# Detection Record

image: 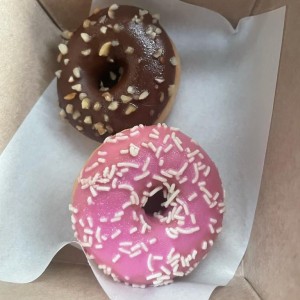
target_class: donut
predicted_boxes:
[70,124,224,287]
[56,5,180,142]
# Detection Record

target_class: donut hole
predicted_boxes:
[143,189,167,216]
[98,60,125,90]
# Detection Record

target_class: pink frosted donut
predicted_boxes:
[70,124,224,287]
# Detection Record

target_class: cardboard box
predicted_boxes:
[0,0,299,299]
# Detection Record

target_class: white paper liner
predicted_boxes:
[0,1,285,299]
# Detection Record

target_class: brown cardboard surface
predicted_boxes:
[0,0,299,299]
[0,0,61,153]
[243,1,300,299]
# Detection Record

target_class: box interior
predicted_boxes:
[1,0,299,299]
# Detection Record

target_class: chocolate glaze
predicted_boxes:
[57,5,178,142]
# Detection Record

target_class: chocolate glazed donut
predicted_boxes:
[56,5,180,142]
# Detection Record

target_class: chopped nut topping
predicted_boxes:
[58,43,68,55]
[55,70,62,78]
[72,110,81,120]
[104,114,109,122]
[93,7,101,14]
[61,30,73,39]
[108,4,119,19]
[81,49,91,56]
[155,77,165,83]
[111,40,119,47]
[125,46,134,54]
[113,24,123,32]
[79,93,87,100]
[170,56,177,66]
[120,95,132,103]
[68,76,74,83]
[99,15,106,23]
[130,143,140,156]
[106,125,114,133]
[94,122,107,135]
[146,26,153,35]
[72,84,82,92]
[153,49,163,58]
[73,67,81,78]
[93,102,102,111]
[59,109,66,118]
[81,98,91,109]
[64,59,69,65]
[124,103,137,115]
[138,58,142,64]
[160,92,164,102]
[168,84,176,97]
[57,53,62,63]
[108,101,119,111]
[99,42,111,56]
[139,90,149,100]
[132,15,142,24]
[81,33,92,42]
[84,116,92,124]
[102,92,113,101]
[110,71,117,81]
[90,21,96,26]
[139,9,148,16]
[150,32,157,39]
[66,104,74,114]
[64,93,77,100]
[107,57,114,63]
[100,26,107,34]
[76,125,83,131]
[83,19,91,28]
[152,13,160,23]
[155,27,162,34]
[127,86,135,94]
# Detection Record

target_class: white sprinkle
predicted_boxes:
[102,235,108,241]
[142,157,151,172]
[204,166,211,177]
[163,189,180,207]
[112,178,118,189]
[87,217,93,227]
[153,174,167,183]
[203,194,212,205]
[210,218,217,224]
[153,256,163,260]
[172,134,183,152]
[95,227,101,243]
[218,202,225,207]
[132,211,139,221]
[122,201,132,209]
[79,219,85,227]
[160,266,171,275]
[213,192,220,201]
[98,151,107,156]
[71,215,76,224]
[187,149,200,158]
[178,162,189,176]
[131,244,141,252]
[148,142,157,152]
[190,214,196,225]
[181,256,186,267]
[147,254,154,272]
[209,224,215,234]
[121,168,129,173]
[95,185,111,192]
[115,211,124,218]
[192,163,199,184]
[179,176,188,184]
[149,133,159,139]
[169,253,180,264]
[98,158,106,163]
[118,184,134,191]
[163,134,170,144]
[216,227,222,233]
[167,248,175,260]
[117,162,139,168]
[141,243,149,252]
[209,240,214,246]
[100,217,108,223]
[149,186,163,197]
[130,130,139,137]
[176,226,200,234]
[130,250,142,257]
[110,217,121,223]
[69,204,78,214]
[166,228,178,239]
[119,248,131,255]
[112,254,121,263]
[188,192,198,202]
[200,186,213,198]
[111,229,122,239]
[141,142,148,148]
[84,228,93,235]
[130,227,138,234]
[149,238,157,245]
[134,171,150,181]
[173,271,184,277]
[158,159,164,167]
[146,272,162,281]
[161,170,172,178]
[164,144,173,153]
[108,165,117,179]
[120,241,132,246]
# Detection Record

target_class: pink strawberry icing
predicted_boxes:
[70,124,224,287]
